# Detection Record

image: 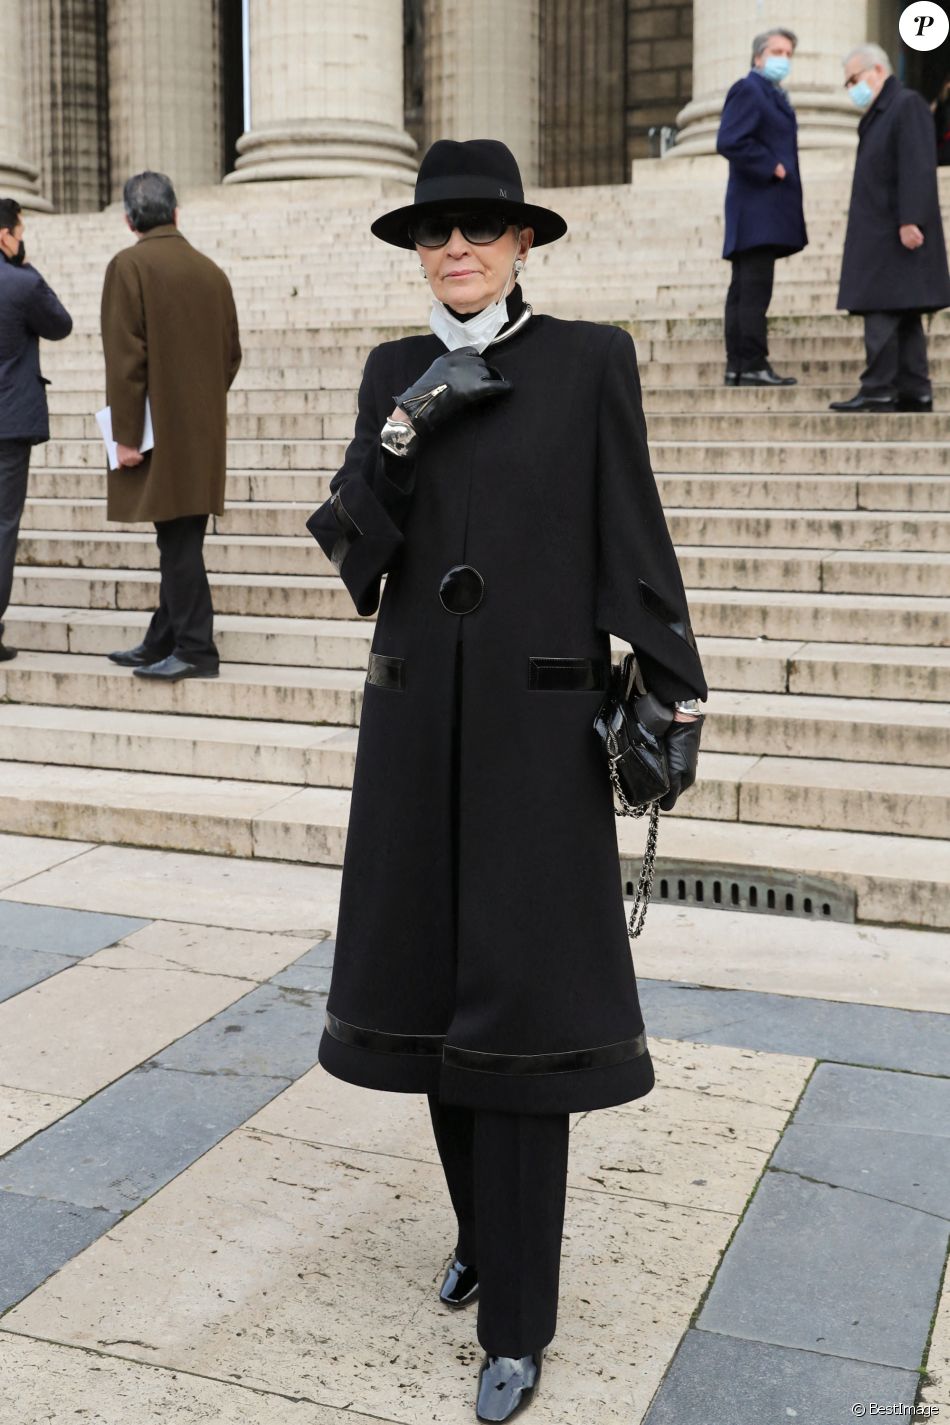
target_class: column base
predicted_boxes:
[0,154,53,211]
[668,92,858,159]
[224,120,417,185]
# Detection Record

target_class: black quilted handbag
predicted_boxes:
[592,653,673,937]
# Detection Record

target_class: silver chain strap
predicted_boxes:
[608,755,661,939]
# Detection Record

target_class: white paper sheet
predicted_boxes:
[95,398,154,470]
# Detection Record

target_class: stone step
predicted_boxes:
[0,703,945,836]
[0,758,943,925]
[652,443,950,478]
[28,468,950,516]
[18,501,950,552]
[4,605,950,700]
[681,548,950,596]
[10,566,356,619]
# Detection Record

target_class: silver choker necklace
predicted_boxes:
[487,303,533,347]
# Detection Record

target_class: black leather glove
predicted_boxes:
[394,347,511,437]
[659,715,704,812]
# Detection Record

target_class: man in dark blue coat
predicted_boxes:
[716,27,808,386]
[0,198,72,661]
[832,45,950,413]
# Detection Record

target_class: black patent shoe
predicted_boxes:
[475,1351,543,1422]
[133,654,219,681]
[439,1256,479,1307]
[738,365,797,386]
[829,391,897,412]
[724,369,738,386]
[0,641,17,662]
[108,642,167,668]
[895,393,933,413]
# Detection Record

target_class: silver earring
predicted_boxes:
[514,259,524,275]
[419,263,427,277]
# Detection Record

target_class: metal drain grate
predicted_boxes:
[618,858,856,923]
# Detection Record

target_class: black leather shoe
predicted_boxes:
[439,1256,479,1307]
[108,642,167,668]
[724,369,738,386]
[133,654,219,681]
[738,365,797,386]
[475,1351,543,1422]
[0,642,17,662]
[829,392,897,412]
[895,394,933,413]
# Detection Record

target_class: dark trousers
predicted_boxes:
[724,245,778,372]
[142,514,219,669]
[860,311,931,399]
[427,1094,570,1357]
[0,438,31,636]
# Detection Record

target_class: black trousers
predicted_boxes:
[427,1094,570,1357]
[724,244,778,372]
[860,311,931,399]
[142,514,219,669]
[0,438,32,636]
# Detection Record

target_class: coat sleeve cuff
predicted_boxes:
[306,473,404,617]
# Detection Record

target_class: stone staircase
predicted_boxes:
[2,155,948,928]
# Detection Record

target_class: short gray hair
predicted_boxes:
[751,28,798,63]
[123,171,177,233]
[842,42,892,75]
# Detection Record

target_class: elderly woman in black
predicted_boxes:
[307,139,706,1422]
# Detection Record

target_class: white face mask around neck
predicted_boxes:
[428,256,519,353]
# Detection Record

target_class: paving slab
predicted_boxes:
[0,1123,730,1424]
[1,844,342,934]
[0,832,95,891]
[641,1329,921,1425]
[0,955,260,1100]
[96,919,321,983]
[0,898,148,955]
[629,904,950,1014]
[0,1190,120,1313]
[920,1256,950,1415]
[0,1335,349,1425]
[0,1066,291,1215]
[697,1170,948,1368]
[250,1037,812,1219]
[0,945,77,1003]
[640,979,950,1076]
[0,1084,79,1156]
[149,981,325,1081]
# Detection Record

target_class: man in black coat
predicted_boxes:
[716,26,807,387]
[833,45,950,413]
[0,198,73,660]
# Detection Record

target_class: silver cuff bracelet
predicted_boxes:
[380,418,418,458]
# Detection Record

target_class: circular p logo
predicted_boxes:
[899,1,949,49]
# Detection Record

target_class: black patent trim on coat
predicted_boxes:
[366,652,406,690]
[328,489,363,572]
[442,1032,649,1075]
[324,1011,648,1075]
[325,1011,443,1056]
[527,656,608,691]
[638,578,699,653]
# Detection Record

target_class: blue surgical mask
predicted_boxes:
[849,79,873,109]
[762,56,790,83]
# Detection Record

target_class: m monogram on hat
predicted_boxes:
[371,138,568,249]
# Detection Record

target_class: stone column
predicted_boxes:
[225,1,416,184]
[0,0,52,209]
[424,0,541,185]
[108,0,222,199]
[670,0,869,158]
[23,0,109,214]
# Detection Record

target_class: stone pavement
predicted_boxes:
[0,830,947,1425]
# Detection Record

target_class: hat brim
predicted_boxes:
[370,194,568,249]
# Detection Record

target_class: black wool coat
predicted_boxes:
[837,76,950,314]
[306,289,707,1115]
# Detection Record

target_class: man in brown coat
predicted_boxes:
[102,171,241,681]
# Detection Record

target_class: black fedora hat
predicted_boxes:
[371,138,567,249]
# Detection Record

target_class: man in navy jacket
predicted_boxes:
[0,198,72,660]
[716,27,808,386]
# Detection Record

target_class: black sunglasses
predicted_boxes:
[409,211,513,248]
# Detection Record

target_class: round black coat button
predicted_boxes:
[439,564,484,615]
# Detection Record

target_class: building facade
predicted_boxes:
[1,0,942,213]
